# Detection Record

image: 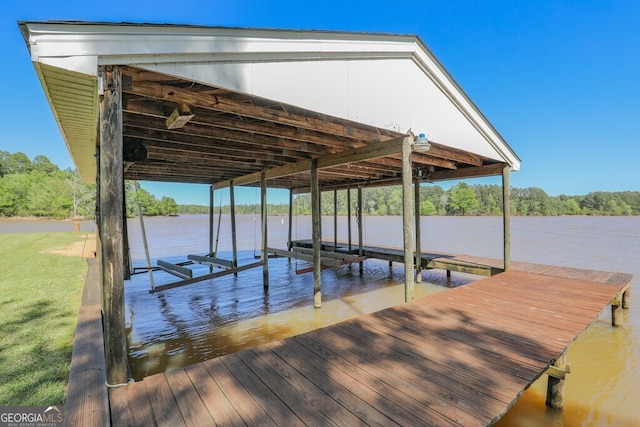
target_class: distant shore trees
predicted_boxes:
[1,151,637,219]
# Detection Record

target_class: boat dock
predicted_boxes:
[100,260,630,426]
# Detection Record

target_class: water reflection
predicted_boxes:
[124,215,640,425]
[125,251,452,380]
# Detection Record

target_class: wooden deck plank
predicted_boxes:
[372,306,548,377]
[183,363,245,426]
[165,368,216,426]
[110,256,632,427]
[264,340,399,427]
[446,286,606,331]
[203,354,277,426]
[293,334,460,427]
[236,347,362,426]
[143,374,187,427]
[64,304,109,427]
[109,381,155,427]
[304,324,485,426]
[332,321,506,424]
[358,312,539,399]
[220,349,311,427]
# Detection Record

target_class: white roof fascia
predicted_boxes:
[409,41,520,170]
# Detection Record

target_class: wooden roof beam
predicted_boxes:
[124,97,366,151]
[212,135,410,190]
[123,115,330,155]
[124,76,398,144]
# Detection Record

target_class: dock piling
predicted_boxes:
[546,351,569,409]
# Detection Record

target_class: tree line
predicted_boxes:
[0,152,179,219]
[1,151,638,219]
[289,183,639,216]
[202,183,639,217]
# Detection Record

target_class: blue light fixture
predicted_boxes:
[412,133,431,152]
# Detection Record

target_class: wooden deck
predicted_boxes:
[290,240,507,276]
[109,264,631,426]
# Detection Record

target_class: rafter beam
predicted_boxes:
[212,135,409,190]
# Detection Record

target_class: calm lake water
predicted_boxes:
[4,215,637,425]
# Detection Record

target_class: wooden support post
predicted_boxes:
[612,285,630,325]
[347,187,352,254]
[98,65,127,385]
[122,179,131,280]
[357,187,364,275]
[209,186,215,272]
[502,164,511,271]
[546,351,569,409]
[612,303,622,327]
[209,186,214,256]
[402,136,415,303]
[414,178,422,283]
[311,159,322,308]
[446,269,452,286]
[288,189,293,252]
[261,172,269,290]
[623,287,630,309]
[333,189,338,252]
[229,180,238,275]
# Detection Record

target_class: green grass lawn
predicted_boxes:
[0,232,89,405]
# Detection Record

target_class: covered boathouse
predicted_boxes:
[20,21,630,426]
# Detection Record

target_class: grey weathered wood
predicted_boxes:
[414,178,422,283]
[261,171,269,289]
[64,305,109,427]
[229,179,238,274]
[288,189,293,251]
[503,164,511,271]
[357,187,364,274]
[402,136,415,302]
[546,351,568,408]
[311,159,321,308]
[98,65,127,385]
[333,189,338,252]
[209,186,214,256]
[212,136,405,189]
[347,187,352,253]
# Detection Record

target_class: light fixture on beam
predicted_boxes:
[412,133,431,152]
[166,103,194,129]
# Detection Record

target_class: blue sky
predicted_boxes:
[2,0,638,205]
